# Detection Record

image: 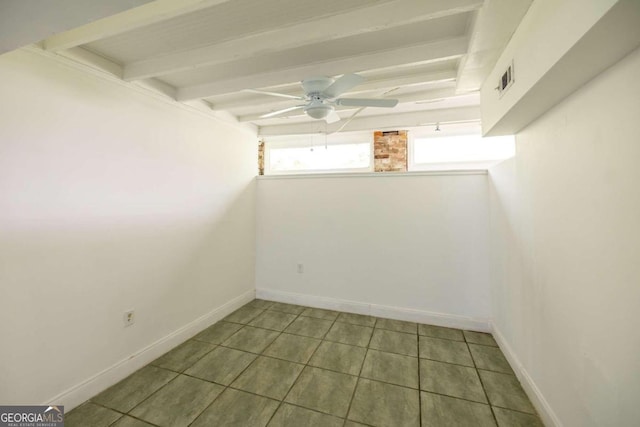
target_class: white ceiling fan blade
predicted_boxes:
[260,105,304,119]
[325,110,340,124]
[244,89,304,100]
[329,107,366,135]
[323,73,366,98]
[336,98,399,108]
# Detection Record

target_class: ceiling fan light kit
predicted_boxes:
[304,102,332,120]
[256,73,399,123]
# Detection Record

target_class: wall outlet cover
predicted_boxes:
[123,310,135,327]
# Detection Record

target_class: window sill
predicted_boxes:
[257,170,488,180]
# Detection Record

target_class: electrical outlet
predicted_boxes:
[297,263,304,274]
[123,310,135,327]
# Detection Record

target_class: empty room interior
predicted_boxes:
[1,0,639,426]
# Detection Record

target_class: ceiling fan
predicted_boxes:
[247,73,399,123]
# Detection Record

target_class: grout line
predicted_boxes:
[187,305,280,426]
[486,404,539,416]
[179,366,502,416]
[150,340,219,374]
[465,341,500,348]
[225,386,281,403]
[465,337,499,425]
[342,316,377,426]
[417,355,480,370]
[476,367,519,377]
[115,412,164,427]
[85,401,162,427]
[260,307,308,426]
[264,302,343,426]
[179,372,232,388]
[224,386,345,420]
[418,333,422,427]
[121,372,183,421]
[186,388,224,427]
[420,335,467,342]
[416,323,422,427]
[180,350,482,401]
[419,389,495,407]
[188,327,287,424]
[83,301,530,426]
[85,306,302,423]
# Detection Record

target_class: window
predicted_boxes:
[262,130,515,175]
[264,135,372,175]
[410,134,515,171]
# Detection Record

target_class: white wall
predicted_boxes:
[0,49,257,407]
[480,0,618,133]
[488,47,640,426]
[256,173,491,329]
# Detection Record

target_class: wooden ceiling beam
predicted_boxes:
[177,37,469,100]
[237,87,468,122]
[257,106,481,136]
[43,0,234,52]
[123,0,482,81]
[211,70,457,111]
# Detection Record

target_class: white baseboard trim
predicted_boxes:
[492,326,563,427]
[46,289,255,411]
[255,288,491,332]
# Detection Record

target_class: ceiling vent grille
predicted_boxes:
[496,62,515,97]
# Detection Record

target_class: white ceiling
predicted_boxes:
[0,0,153,54]
[36,0,532,136]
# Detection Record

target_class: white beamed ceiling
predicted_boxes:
[39,0,532,136]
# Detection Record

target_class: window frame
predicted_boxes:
[263,134,374,176]
[408,131,515,172]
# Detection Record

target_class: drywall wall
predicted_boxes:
[480,0,640,135]
[481,0,616,132]
[0,49,257,408]
[256,172,491,328]
[488,47,640,426]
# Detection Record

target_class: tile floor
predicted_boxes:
[67,299,543,427]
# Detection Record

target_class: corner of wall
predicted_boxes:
[491,324,563,427]
[47,290,254,410]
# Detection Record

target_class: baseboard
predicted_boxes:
[491,326,563,427]
[255,288,491,332]
[46,289,255,411]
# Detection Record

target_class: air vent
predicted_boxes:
[496,62,515,97]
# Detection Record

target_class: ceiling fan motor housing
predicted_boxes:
[304,101,333,119]
[257,73,398,122]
